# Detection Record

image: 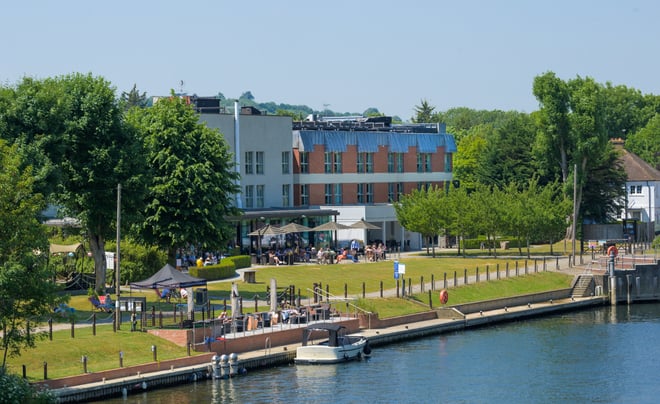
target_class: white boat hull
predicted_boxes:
[295,336,369,364]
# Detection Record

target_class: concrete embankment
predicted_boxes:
[43,295,607,403]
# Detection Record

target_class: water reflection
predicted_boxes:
[93,304,660,404]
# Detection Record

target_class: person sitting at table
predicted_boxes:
[268,250,281,266]
[316,247,325,264]
[336,248,358,263]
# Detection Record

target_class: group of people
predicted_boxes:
[364,243,386,262]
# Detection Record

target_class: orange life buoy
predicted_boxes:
[607,245,618,257]
[439,289,449,305]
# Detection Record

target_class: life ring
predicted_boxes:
[439,289,449,305]
[607,245,618,257]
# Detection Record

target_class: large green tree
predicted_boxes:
[393,186,448,257]
[0,74,146,293]
[0,140,62,369]
[626,113,660,170]
[126,92,241,262]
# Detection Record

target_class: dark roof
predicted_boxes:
[130,264,207,289]
[619,148,660,182]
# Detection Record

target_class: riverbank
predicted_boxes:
[41,294,607,403]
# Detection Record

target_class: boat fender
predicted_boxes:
[363,342,372,356]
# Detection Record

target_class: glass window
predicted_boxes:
[324,184,333,204]
[282,184,290,207]
[357,153,364,173]
[256,152,264,175]
[324,152,342,173]
[387,153,395,173]
[425,153,432,172]
[365,183,373,203]
[324,152,332,174]
[444,153,452,173]
[358,184,364,204]
[388,183,395,202]
[256,185,265,208]
[365,153,373,173]
[281,151,290,174]
[244,185,254,208]
[417,153,424,173]
[244,151,253,175]
[301,184,309,205]
[334,184,342,204]
[333,152,342,173]
[300,152,309,174]
[637,185,642,194]
[630,186,636,194]
[396,153,403,173]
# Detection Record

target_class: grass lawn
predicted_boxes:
[6,325,202,381]
[6,254,578,380]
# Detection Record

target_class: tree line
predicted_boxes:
[394,179,570,258]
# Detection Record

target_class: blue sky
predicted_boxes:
[2,0,659,121]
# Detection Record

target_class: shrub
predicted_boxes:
[189,260,236,281]
[0,369,56,403]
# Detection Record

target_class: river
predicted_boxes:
[94,303,660,403]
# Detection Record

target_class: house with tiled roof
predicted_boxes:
[613,139,660,241]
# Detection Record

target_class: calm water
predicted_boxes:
[96,304,660,404]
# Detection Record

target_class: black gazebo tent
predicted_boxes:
[130,264,207,289]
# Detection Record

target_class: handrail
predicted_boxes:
[306,286,372,316]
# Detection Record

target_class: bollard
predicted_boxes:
[476,267,479,283]
[152,345,157,362]
[212,355,221,379]
[408,278,412,295]
[159,311,163,328]
[82,355,88,373]
[444,272,447,289]
[497,263,500,280]
[431,274,435,291]
[229,353,239,377]
[119,351,124,367]
[396,279,400,298]
[486,265,490,281]
[220,354,230,379]
[48,318,53,341]
[428,290,432,309]
[464,268,467,285]
[71,318,75,338]
[93,313,96,336]
[43,361,47,380]
[187,342,191,356]
[453,271,457,287]
[380,281,383,298]
[22,365,26,379]
[506,262,509,278]
[420,276,424,293]
[362,282,366,298]
[516,261,519,277]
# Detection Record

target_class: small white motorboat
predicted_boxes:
[295,323,371,364]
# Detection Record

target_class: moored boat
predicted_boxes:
[295,323,371,364]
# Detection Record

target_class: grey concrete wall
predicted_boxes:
[612,261,660,302]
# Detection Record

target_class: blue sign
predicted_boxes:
[394,260,399,279]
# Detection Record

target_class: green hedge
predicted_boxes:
[188,255,251,281]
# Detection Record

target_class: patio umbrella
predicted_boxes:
[311,221,351,250]
[247,224,284,236]
[248,224,285,259]
[311,221,351,232]
[279,222,314,233]
[349,219,381,230]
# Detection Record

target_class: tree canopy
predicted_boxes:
[126,92,241,261]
